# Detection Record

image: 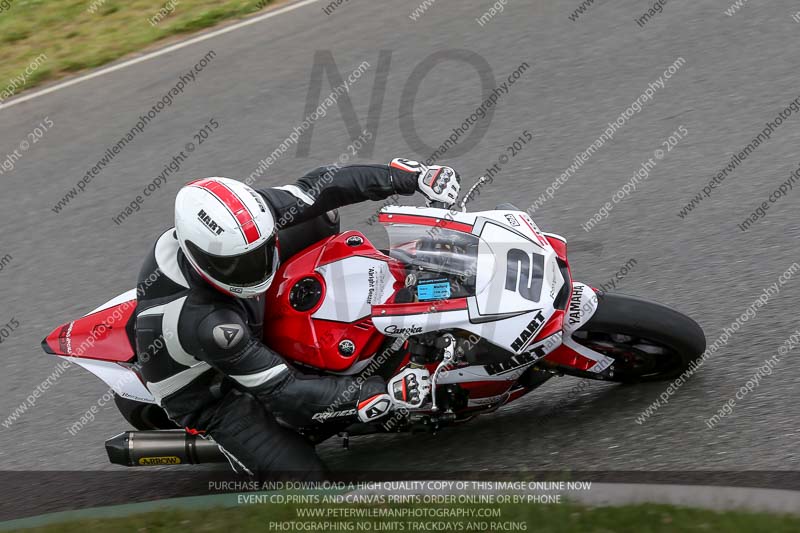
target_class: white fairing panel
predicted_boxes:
[373,206,565,356]
[85,289,138,316]
[564,282,599,333]
[561,282,615,373]
[438,332,563,384]
[474,222,543,316]
[470,220,564,353]
[68,358,156,404]
[374,308,473,338]
[313,256,395,323]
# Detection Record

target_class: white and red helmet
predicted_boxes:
[175,177,278,298]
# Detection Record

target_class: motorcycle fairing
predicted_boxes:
[40,206,622,424]
[312,255,396,323]
[543,282,615,373]
[41,289,157,404]
[372,206,566,358]
[263,231,403,372]
[70,358,156,404]
[42,291,138,362]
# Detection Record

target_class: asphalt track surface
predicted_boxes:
[1,0,800,514]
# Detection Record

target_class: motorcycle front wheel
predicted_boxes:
[572,293,706,383]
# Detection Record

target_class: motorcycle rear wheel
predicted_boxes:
[572,293,706,383]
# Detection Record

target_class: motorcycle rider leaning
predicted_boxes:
[134,158,460,479]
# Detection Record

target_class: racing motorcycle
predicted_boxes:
[42,178,706,468]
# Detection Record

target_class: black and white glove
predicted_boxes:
[355,368,432,423]
[388,367,432,409]
[390,158,461,206]
[356,376,393,423]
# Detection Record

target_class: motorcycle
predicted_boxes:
[42,178,706,468]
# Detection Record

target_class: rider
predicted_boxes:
[135,158,460,479]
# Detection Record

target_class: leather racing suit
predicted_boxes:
[135,164,421,479]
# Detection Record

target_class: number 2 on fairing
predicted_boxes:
[505,248,544,302]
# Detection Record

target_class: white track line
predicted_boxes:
[354,481,800,515]
[0,0,321,113]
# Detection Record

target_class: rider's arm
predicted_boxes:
[191,306,385,426]
[257,164,419,229]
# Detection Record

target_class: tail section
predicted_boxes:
[42,290,137,363]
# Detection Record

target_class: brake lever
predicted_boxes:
[430,333,456,412]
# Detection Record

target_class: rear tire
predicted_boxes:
[114,394,178,430]
[572,293,705,383]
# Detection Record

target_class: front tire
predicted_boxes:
[572,293,706,383]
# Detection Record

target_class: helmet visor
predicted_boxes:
[186,236,277,288]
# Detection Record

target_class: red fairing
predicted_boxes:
[545,234,568,261]
[518,214,549,248]
[505,387,535,404]
[263,231,403,372]
[377,213,473,234]
[535,310,564,342]
[372,298,469,317]
[543,345,598,372]
[42,301,137,362]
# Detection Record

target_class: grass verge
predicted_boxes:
[7,501,800,533]
[0,0,276,101]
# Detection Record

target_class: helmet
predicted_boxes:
[175,177,279,298]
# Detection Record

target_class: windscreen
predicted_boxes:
[385,224,496,301]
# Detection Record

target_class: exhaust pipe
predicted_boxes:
[105,430,227,467]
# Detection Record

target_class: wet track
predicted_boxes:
[1,0,800,514]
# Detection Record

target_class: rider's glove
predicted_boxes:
[355,369,432,423]
[356,376,393,423]
[390,158,461,206]
[387,367,432,409]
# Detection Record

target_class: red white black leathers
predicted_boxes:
[135,163,439,478]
